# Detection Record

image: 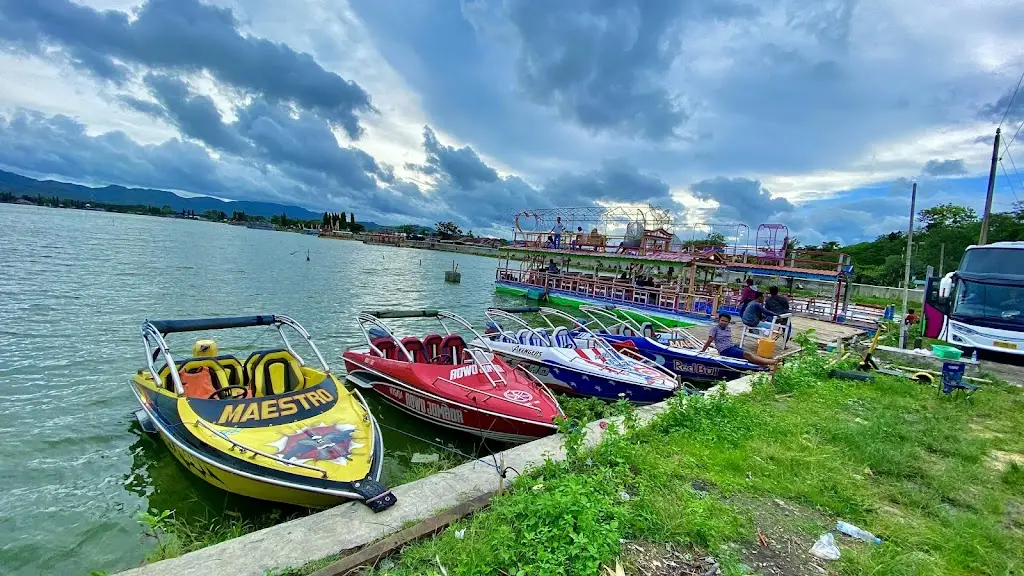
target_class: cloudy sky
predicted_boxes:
[1,0,1022,244]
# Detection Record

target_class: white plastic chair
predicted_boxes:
[739,313,792,348]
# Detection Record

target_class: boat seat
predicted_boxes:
[244,348,292,389]
[526,329,550,347]
[438,334,467,365]
[422,334,443,361]
[499,330,518,344]
[620,325,637,337]
[178,358,231,398]
[212,355,246,387]
[370,337,398,359]
[252,350,305,397]
[639,322,656,339]
[157,360,186,390]
[401,336,428,363]
[551,326,575,349]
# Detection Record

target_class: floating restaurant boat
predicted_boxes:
[577,305,766,383]
[343,310,562,444]
[493,206,884,329]
[474,307,680,404]
[131,315,394,511]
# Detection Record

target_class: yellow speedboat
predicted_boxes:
[131,315,395,511]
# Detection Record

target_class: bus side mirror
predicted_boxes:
[938,274,954,297]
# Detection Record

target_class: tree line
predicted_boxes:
[321,211,364,232]
[0,192,327,229]
[843,202,1024,286]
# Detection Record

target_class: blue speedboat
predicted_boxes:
[468,307,680,405]
[577,305,766,384]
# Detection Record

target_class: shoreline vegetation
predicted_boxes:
[281,337,1023,576]
[0,192,366,234]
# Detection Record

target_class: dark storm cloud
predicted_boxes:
[122,78,385,193]
[417,126,499,190]
[0,110,275,201]
[979,88,1024,126]
[406,127,684,228]
[689,177,793,225]
[921,158,968,177]
[0,0,374,139]
[507,0,691,141]
[129,74,251,155]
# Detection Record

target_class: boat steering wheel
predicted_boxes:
[208,385,249,400]
[430,353,453,365]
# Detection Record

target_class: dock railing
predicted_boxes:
[495,267,718,319]
[508,231,848,273]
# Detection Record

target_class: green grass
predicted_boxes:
[361,342,1024,576]
[141,508,308,563]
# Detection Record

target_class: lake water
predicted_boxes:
[0,204,517,575]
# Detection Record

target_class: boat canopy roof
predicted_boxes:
[146,315,280,334]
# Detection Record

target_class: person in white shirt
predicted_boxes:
[551,216,566,249]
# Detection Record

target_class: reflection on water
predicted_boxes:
[0,204,521,575]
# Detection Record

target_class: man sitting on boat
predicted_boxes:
[700,312,778,367]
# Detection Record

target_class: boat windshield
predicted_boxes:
[951,279,1024,329]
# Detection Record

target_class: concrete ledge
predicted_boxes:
[117,376,758,576]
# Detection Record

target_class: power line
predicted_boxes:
[1004,117,1024,152]
[997,69,1024,130]
[998,158,1022,204]
[1004,149,1024,203]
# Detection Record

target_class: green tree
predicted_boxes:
[349,212,355,224]
[705,232,726,247]
[435,221,462,239]
[917,203,977,231]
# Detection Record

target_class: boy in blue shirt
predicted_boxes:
[700,312,778,367]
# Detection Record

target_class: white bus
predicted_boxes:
[924,241,1024,356]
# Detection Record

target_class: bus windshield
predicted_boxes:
[959,247,1024,275]
[951,280,1024,328]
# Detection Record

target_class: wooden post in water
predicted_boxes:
[444,260,461,283]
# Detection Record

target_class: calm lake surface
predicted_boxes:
[0,204,518,575]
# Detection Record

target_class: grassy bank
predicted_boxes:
[340,344,1024,575]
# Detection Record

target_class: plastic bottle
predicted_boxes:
[971,349,978,363]
[836,521,881,544]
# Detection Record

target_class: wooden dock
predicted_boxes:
[687,315,866,359]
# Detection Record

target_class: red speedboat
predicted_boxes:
[342,310,562,444]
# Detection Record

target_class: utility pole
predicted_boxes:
[938,243,945,276]
[980,128,1001,245]
[900,181,917,349]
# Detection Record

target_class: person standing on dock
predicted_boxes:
[739,278,756,314]
[552,216,566,249]
[701,313,778,367]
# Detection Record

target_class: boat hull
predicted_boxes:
[493,354,676,405]
[600,335,764,383]
[370,378,555,443]
[131,378,390,509]
[342,354,559,444]
[476,340,679,405]
[155,430,352,508]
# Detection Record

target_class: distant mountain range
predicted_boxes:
[0,169,381,228]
